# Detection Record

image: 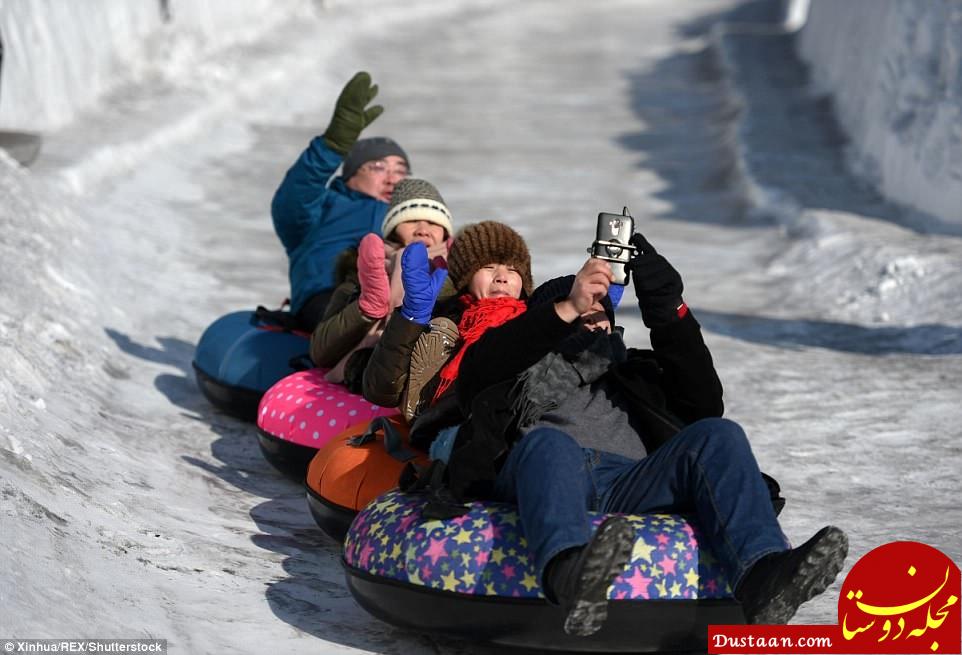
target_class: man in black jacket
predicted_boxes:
[452,236,848,637]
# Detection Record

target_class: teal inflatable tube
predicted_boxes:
[193,310,310,421]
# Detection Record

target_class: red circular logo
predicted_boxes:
[839,541,960,653]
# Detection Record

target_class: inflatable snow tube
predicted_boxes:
[305,415,430,542]
[256,369,396,479]
[343,490,744,652]
[193,310,310,421]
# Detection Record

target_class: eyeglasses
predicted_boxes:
[360,160,410,178]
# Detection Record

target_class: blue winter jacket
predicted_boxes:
[271,136,388,314]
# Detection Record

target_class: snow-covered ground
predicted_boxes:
[1,1,960,653]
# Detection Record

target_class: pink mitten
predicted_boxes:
[357,233,391,319]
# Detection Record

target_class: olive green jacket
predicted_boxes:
[309,248,377,368]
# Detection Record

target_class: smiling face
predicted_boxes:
[391,220,447,248]
[344,155,409,203]
[468,263,524,300]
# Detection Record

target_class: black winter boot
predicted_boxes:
[736,526,848,624]
[544,516,634,637]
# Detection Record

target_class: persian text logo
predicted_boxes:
[840,541,959,654]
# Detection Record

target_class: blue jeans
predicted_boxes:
[492,418,789,588]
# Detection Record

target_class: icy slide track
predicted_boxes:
[2,1,961,653]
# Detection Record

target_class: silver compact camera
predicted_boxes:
[587,207,636,285]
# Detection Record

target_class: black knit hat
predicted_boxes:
[528,275,616,325]
[448,221,533,296]
[342,137,409,181]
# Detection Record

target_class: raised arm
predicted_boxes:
[271,137,345,254]
[362,242,447,407]
[625,232,723,420]
[271,72,383,253]
[648,314,724,422]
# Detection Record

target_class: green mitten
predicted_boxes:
[323,71,385,155]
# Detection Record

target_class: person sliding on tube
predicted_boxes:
[309,178,455,390]
[272,71,410,331]
[447,236,849,636]
[363,221,534,421]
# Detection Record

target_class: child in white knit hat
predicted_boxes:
[309,178,455,389]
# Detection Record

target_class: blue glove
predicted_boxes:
[400,243,448,324]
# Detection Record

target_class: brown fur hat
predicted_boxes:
[447,221,533,296]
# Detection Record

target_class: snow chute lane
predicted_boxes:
[2,0,961,652]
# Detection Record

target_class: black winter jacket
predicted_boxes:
[447,301,724,499]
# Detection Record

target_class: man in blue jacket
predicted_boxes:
[272,71,410,330]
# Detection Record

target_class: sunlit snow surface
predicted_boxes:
[1,1,960,653]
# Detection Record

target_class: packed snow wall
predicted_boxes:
[795,0,962,229]
[0,0,312,130]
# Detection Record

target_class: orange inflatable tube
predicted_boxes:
[306,415,429,541]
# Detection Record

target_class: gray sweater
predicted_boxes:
[524,377,648,460]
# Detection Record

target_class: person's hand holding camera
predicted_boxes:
[626,233,687,328]
[556,258,613,323]
[323,71,384,155]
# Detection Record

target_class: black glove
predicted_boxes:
[322,71,384,155]
[626,233,686,328]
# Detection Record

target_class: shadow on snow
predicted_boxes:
[694,309,962,356]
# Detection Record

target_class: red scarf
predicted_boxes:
[433,294,527,402]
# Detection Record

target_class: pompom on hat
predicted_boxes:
[381,178,454,240]
[447,221,533,296]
